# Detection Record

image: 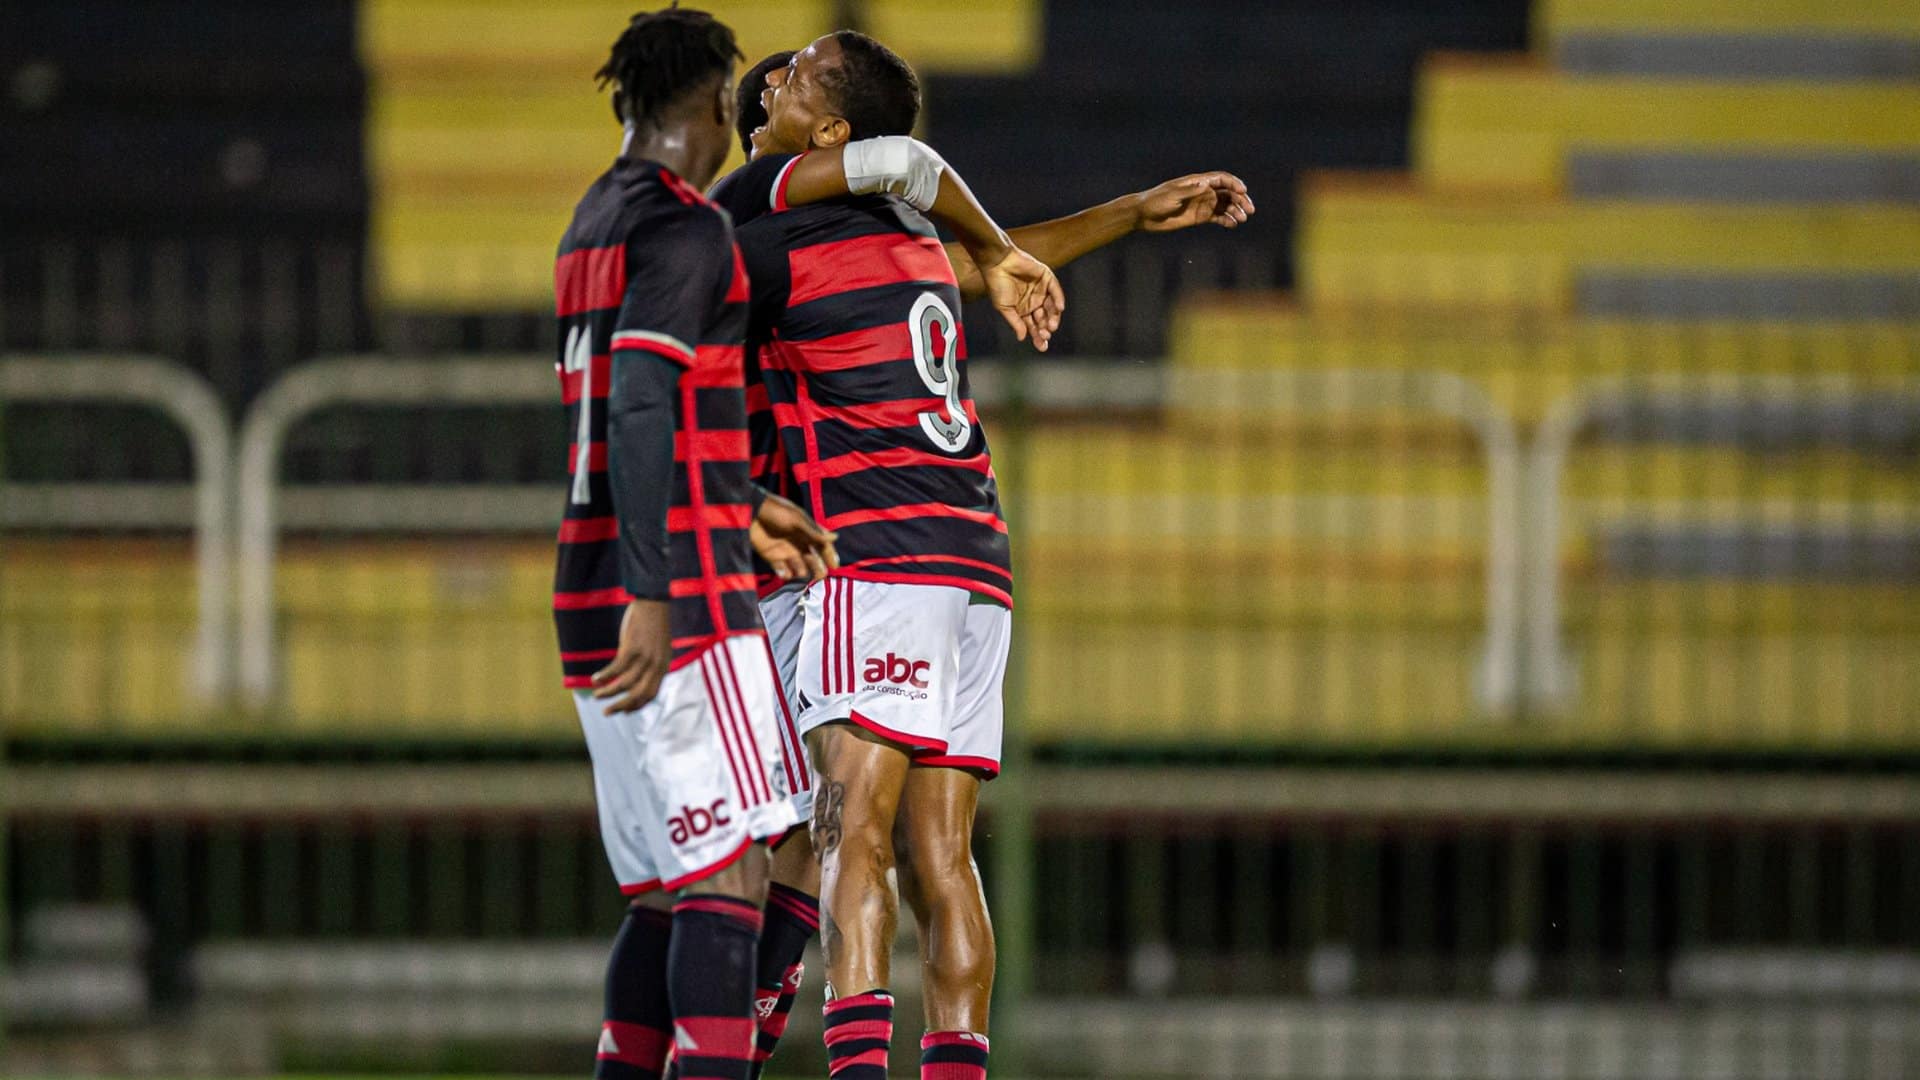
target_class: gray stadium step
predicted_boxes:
[1596,525,1920,581]
[1569,153,1920,204]
[1577,272,1920,319]
[1556,32,1920,80]
[1586,393,1920,452]
[1032,998,1919,1080]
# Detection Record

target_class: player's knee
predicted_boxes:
[837,806,895,864]
[630,891,675,914]
[770,825,821,895]
[688,842,769,903]
[904,826,975,902]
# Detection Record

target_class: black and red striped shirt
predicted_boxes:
[553,157,762,687]
[710,154,1014,606]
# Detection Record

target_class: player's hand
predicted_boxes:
[752,494,839,583]
[1135,172,1255,232]
[592,599,672,714]
[978,247,1065,352]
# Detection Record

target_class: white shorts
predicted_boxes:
[759,585,815,818]
[792,578,1010,776]
[573,633,805,894]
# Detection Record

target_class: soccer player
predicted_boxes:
[711,35,1256,1080]
[553,11,838,1080]
[702,32,1069,1080]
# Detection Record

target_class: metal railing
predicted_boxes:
[1169,366,1524,716]
[219,357,1525,716]
[9,352,1920,1078]
[232,357,557,708]
[0,356,233,702]
[8,354,1913,741]
[1525,375,1920,714]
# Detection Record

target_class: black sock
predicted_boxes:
[669,894,763,1080]
[750,883,819,1079]
[596,905,674,1080]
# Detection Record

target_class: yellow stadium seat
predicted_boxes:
[1296,176,1920,313]
[1168,299,1920,421]
[1537,0,1920,41]
[361,0,834,310]
[1413,58,1920,192]
[1,540,208,734]
[863,0,1042,74]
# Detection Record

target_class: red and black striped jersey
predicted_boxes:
[709,153,1014,606]
[552,157,762,687]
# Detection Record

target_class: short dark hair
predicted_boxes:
[816,31,920,140]
[595,7,743,130]
[736,50,795,154]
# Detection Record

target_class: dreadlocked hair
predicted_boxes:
[596,7,743,129]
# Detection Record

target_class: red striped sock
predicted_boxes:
[596,906,674,1080]
[749,882,818,1079]
[822,990,893,1080]
[749,960,803,1076]
[669,895,762,1080]
[921,1031,989,1080]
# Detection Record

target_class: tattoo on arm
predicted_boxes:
[811,780,845,858]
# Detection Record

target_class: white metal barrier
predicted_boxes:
[229,357,1528,715]
[1170,367,1525,716]
[1524,375,1920,713]
[0,356,233,702]
[234,358,556,707]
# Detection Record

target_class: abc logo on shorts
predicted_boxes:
[668,799,732,845]
[864,652,930,688]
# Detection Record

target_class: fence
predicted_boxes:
[5,346,1920,1077]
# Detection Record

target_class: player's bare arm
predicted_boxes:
[750,489,840,583]
[775,140,1066,350]
[944,171,1257,298]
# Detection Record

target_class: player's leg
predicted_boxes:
[807,722,912,1080]
[750,828,820,1079]
[793,579,968,1080]
[597,893,677,1080]
[746,589,823,1080]
[577,690,677,1080]
[644,637,801,1080]
[665,850,768,1080]
[899,598,1009,1079]
[897,769,993,1079]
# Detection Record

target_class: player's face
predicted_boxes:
[746,63,785,158]
[759,36,844,156]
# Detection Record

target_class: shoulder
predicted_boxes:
[625,198,733,260]
[708,153,804,225]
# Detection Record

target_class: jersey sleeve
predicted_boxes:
[706,152,804,228]
[605,211,733,600]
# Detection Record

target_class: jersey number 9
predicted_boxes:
[908,292,970,454]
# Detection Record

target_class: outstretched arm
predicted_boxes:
[945,172,1255,298]
[778,139,1066,349]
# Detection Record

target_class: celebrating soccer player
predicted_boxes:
[703,32,1255,1080]
[552,11,839,1080]
[706,32,1061,1080]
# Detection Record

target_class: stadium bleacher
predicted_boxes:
[9,4,1920,1076]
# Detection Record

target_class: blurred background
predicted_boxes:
[4,0,1919,1076]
